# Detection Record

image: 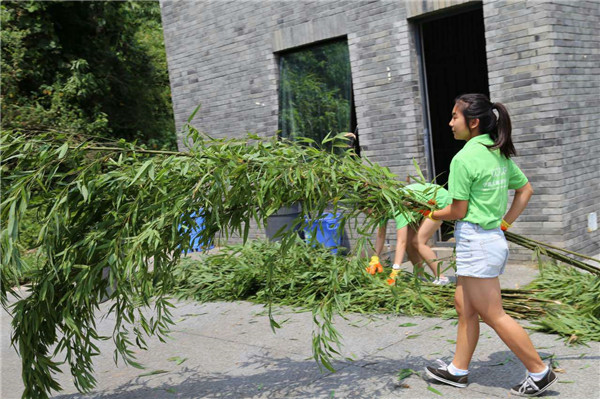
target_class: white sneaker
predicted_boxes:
[432,276,451,286]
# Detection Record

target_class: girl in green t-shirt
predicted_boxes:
[368,182,452,286]
[422,94,557,397]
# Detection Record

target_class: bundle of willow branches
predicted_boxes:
[503,230,600,275]
[0,124,437,398]
[1,123,598,398]
[173,240,599,343]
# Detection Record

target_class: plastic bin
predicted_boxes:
[181,212,214,253]
[304,212,344,254]
[266,204,302,242]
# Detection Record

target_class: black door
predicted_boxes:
[420,6,489,239]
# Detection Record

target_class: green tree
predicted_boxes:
[1,1,176,149]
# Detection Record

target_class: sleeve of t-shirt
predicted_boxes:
[448,156,471,200]
[507,159,528,189]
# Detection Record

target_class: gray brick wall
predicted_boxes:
[551,0,600,256]
[160,0,426,245]
[160,0,599,258]
[484,0,600,259]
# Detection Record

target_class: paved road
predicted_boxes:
[1,264,599,398]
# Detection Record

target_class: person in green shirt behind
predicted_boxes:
[367,181,452,286]
[422,93,557,397]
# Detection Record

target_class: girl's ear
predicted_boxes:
[469,118,480,130]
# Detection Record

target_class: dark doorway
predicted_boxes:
[419,5,489,240]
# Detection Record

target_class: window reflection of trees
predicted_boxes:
[279,40,353,152]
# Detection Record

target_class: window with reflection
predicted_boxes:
[278,39,357,154]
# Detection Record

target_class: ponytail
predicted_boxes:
[490,102,516,158]
[454,94,516,158]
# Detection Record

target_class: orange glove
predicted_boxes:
[417,209,437,220]
[387,269,400,285]
[501,219,512,231]
[417,209,432,217]
[366,256,383,275]
[416,199,437,219]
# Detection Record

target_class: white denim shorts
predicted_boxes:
[454,221,509,278]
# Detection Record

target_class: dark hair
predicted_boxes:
[454,93,516,158]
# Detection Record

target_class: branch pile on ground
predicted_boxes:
[173,240,599,345]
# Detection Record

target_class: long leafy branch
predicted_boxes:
[1,125,427,398]
[1,126,598,398]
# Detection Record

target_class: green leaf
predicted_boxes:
[398,368,416,380]
[80,185,89,202]
[138,369,169,377]
[130,159,153,186]
[57,143,69,159]
[427,386,443,395]
[148,163,155,181]
[412,158,427,183]
[167,356,188,365]
[399,322,418,327]
[187,104,201,123]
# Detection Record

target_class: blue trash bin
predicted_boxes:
[304,212,343,254]
[180,212,214,253]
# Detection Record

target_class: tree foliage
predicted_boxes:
[1,0,176,149]
[279,40,353,150]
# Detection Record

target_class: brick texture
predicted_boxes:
[484,0,600,259]
[160,0,599,258]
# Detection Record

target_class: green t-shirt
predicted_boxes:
[448,134,528,230]
[386,183,451,229]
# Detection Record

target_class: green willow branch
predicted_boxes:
[2,127,597,398]
[506,231,600,264]
[73,146,186,156]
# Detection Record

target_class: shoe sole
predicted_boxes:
[424,367,468,388]
[509,375,558,397]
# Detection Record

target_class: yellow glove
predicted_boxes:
[387,269,400,285]
[366,256,383,275]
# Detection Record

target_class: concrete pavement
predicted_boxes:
[1,264,599,399]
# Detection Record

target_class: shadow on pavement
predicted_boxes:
[50,349,580,399]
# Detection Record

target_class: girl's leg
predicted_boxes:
[406,225,424,267]
[392,226,408,265]
[413,218,445,277]
[387,226,409,285]
[461,276,546,373]
[451,276,480,370]
[374,224,386,257]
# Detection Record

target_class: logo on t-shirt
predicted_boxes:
[482,166,508,191]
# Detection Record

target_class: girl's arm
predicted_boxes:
[502,182,534,225]
[430,199,468,221]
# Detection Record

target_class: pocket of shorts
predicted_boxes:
[455,237,472,259]
[480,237,508,267]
